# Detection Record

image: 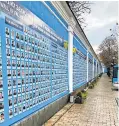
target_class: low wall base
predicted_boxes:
[14,95,69,126]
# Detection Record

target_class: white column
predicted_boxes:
[93,57,94,79]
[68,25,73,93]
[87,51,89,82]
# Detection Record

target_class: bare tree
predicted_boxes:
[98,36,118,68]
[68,1,92,28]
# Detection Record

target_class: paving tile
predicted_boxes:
[45,74,118,126]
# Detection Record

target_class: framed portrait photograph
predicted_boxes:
[7,70,11,76]
[5,27,10,37]
[12,50,15,57]
[11,40,15,48]
[11,30,15,39]
[16,32,20,40]
[12,70,16,76]
[9,109,13,116]
[20,34,24,41]
[0,113,4,121]
[6,49,10,57]
[6,38,10,47]
[24,35,27,42]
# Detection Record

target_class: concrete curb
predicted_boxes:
[43,103,74,126]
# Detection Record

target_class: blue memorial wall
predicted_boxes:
[73,36,87,90]
[94,59,97,77]
[0,1,102,126]
[73,34,87,56]
[0,1,69,125]
[88,53,93,81]
[74,34,87,50]
[97,63,99,75]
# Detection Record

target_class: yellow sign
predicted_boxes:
[73,48,77,53]
[64,41,68,49]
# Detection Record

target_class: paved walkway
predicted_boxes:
[45,74,118,126]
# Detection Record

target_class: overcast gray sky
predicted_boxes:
[83,1,118,53]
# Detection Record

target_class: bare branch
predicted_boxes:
[68,1,92,28]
